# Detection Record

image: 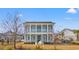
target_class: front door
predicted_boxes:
[37,35,41,43]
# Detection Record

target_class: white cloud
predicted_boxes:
[19,14,23,17]
[64,17,72,20]
[16,14,23,17]
[66,8,77,14]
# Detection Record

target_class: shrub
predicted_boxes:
[34,45,42,50]
[61,40,71,44]
[24,42,35,44]
[71,41,79,45]
[16,45,24,50]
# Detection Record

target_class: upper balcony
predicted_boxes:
[23,21,55,33]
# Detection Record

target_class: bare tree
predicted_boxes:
[53,34,57,50]
[53,31,59,50]
[1,12,23,49]
[1,39,4,45]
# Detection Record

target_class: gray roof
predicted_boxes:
[23,21,55,25]
[57,28,73,35]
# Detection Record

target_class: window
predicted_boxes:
[23,36,24,39]
[37,25,41,32]
[42,25,47,32]
[31,25,36,32]
[26,34,30,40]
[37,35,41,42]
[48,25,52,32]
[43,34,47,42]
[31,34,35,41]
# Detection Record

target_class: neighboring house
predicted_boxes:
[0,33,6,40]
[23,21,55,44]
[1,31,23,42]
[57,29,77,42]
[4,31,14,42]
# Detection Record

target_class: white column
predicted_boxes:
[47,34,48,42]
[47,25,48,42]
[35,34,37,44]
[24,26,27,42]
[36,24,37,32]
[41,24,42,32]
[30,24,31,32]
[24,25,27,42]
[24,34,26,42]
[47,24,48,32]
[36,24,37,44]
[41,24,43,42]
[52,24,54,42]
[30,24,31,42]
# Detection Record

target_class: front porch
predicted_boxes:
[24,34,53,44]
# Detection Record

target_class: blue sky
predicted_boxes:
[0,8,79,32]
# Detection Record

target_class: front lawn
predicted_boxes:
[16,42,79,50]
[0,42,79,50]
